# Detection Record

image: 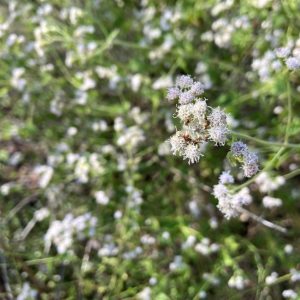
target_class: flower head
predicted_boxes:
[231,141,248,157]
[176,75,193,89]
[183,144,203,164]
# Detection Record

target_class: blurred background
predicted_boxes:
[0,0,300,299]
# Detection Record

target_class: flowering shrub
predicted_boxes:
[0,0,300,299]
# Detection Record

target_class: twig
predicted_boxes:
[237,207,287,234]
[6,193,39,222]
[230,131,300,149]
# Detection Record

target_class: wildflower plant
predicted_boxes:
[1,1,300,299]
[166,75,295,233]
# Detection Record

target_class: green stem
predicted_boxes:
[230,131,300,149]
[284,168,300,180]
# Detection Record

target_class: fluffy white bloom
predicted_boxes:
[217,196,240,219]
[208,126,229,145]
[176,103,194,122]
[265,272,278,285]
[207,107,228,127]
[282,289,297,299]
[286,56,300,70]
[166,87,180,101]
[44,213,97,254]
[242,162,259,178]
[117,126,145,149]
[183,144,203,164]
[33,165,54,188]
[242,151,259,177]
[213,184,229,199]
[169,255,184,271]
[182,235,196,249]
[176,75,193,89]
[291,269,300,282]
[255,172,285,193]
[94,191,110,205]
[169,132,186,155]
[213,184,251,219]
[17,283,37,300]
[98,242,119,257]
[152,75,172,90]
[219,171,234,184]
[190,81,204,96]
[34,208,50,221]
[228,275,248,290]
[231,141,248,157]
[262,196,282,208]
[284,244,293,254]
[232,187,252,206]
[137,287,151,300]
[275,47,290,58]
[179,90,195,104]
[193,100,207,120]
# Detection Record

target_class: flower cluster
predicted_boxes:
[230,141,259,177]
[213,171,252,219]
[275,45,300,70]
[167,75,230,164]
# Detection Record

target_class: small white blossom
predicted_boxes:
[219,171,234,184]
[207,107,228,127]
[95,191,110,205]
[265,272,278,285]
[183,144,203,164]
[166,87,180,101]
[286,57,300,70]
[179,90,195,104]
[275,47,290,58]
[282,289,297,299]
[176,75,193,89]
[169,132,186,155]
[231,141,248,157]
[208,126,229,146]
[263,196,282,208]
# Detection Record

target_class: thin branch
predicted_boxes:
[237,207,287,234]
[230,131,300,149]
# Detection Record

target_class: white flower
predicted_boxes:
[169,132,186,155]
[242,162,259,178]
[183,144,203,164]
[213,184,229,199]
[262,196,282,208]
[179,90,195,104]
[137,287,151,300]
[265,272,278,285]
[95,191,110,205]
[166,87,180,101]
[207,107,228,127]
[228,275,248,290]
[34,208,50,221]
[176,103,194,122]
[255,172,285,193]
[284,244,293,254]
[34,165,54,188]
[176,75,193,89]
[275,47,290,58]
[190,81,204,96]
[282,289,297,299]
[291,269,300,282]
[242,151,259,177]
[232,188,252,206]
[286,57,300,70]
[193,100,207,120]
[219,171,234,184]
[208,126,229,145]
